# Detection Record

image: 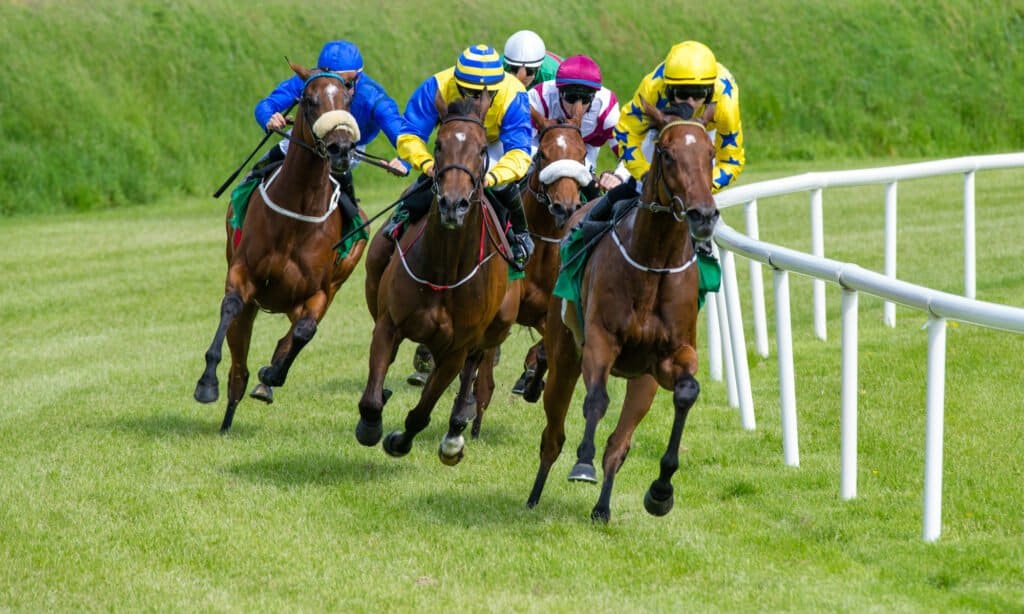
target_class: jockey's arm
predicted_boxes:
[484,92,533,187]
[614,94,654,182]
[396,78,443,175]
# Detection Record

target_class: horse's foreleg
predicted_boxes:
[643,372,699,517]
[469,348,497,439]
[221,302,258,432]
[195,291,244,405]
[527,315,581,509]
[383,348,466,458]
[356,318,401,446]
[258,293,328,389]
[440,351,485,464]
[592,375,658,522]
[522,339,547,403]
[569,336,617,485]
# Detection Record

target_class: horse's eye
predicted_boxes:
[661,150,674,164]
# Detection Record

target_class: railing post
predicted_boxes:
[721,249,756,429]
[745,200,769,357]
[715,286,739,408]
[884,182,898,327]
[840,288,859,500]
[923,316,947,542]
[963,171,976,300]
[705,293,722,382]
[773,268,799,467]
[810,189,827,340]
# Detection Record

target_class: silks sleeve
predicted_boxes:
[613,78,659,180]
[485,91,533,186]
[709,67,745,193]
[396,77,442,174]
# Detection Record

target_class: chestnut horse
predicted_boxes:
[357,94,520,464]
[526,102,719,522]
[194,63,366,432]
[470,107,590,437]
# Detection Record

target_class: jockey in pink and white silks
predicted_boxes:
[528,54,620,192]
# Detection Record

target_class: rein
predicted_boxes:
[270,71,353,160]
[526,122,590,243]
[395,211,497,291]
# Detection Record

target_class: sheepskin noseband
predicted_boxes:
[538,159,592,186]
[313,110,361,142]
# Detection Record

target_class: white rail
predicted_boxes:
[708,153,1024,541]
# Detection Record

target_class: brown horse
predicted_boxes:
[526,101,719,522]
[470,107,590,437]
[194,63,366,432]
[356,93,520,464]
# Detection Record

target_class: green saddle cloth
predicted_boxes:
[229,178,368,259]
[553,224,722,319]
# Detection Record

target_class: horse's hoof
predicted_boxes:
[522,379,545,403]
[249,383,273,404]
[382,431,412,457]
[590,506,611,524]
[382,388,393,405]
[567,462,598,483]
[511,369,534,396]
[406,371,428,387]
[258,366,283,387]
[438,439,465,466]
[526,497,539,509]
[355,418,383,446]
[194,382,219,404]
[643,486,675,517]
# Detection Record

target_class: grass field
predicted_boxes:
[2,163,1022,611]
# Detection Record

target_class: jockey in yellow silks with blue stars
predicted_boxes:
[606,40,745,198]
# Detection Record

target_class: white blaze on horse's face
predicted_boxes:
[684,134,698,146]
[555,134,568,152]
[455,132,467,143]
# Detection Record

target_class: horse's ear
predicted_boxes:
[434,89,448,121]
[291,61,312,82]
[529,106,549,131]
[641,98,665,131]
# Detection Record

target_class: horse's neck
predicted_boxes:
[267,144,331,214]
[623,177,691,266]
[416,202,488,279]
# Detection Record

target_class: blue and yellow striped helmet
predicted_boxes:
[454,45,503,90]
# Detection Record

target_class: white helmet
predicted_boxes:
[503,30,546,68]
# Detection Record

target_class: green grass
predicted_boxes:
[2,164,1023,611]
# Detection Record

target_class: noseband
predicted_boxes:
[527,122,586,211]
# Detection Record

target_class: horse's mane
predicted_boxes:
[446,97,480,117]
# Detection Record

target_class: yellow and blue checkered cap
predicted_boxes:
[454,45,503,89]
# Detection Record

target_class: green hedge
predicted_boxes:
[2,0,1021,215]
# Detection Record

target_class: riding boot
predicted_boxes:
[331,169,360,224]
[382,173,433,240]
[587,177,637,222]
[580,179,601,203]
[492,182,534,271]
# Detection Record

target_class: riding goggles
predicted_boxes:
[665,84,713,103]
[559,86,596,105]
[504,63,538,78]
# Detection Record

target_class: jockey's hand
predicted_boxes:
[598,171,622,191]
[387,158,409,176]
[484,172,496,189]
[423,161,436,178]
[265,112,287,132]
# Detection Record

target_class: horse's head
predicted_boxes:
[642,99,719,241]
[431,92,490,229]
[291,62,360,174]
[529,107,589,228]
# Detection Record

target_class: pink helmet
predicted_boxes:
[555,55,602,90]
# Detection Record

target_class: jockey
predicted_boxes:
[384,44,536,270]
[528,54,621,199]
[502,30,563,89]
[599,40,745,234]
[249,40,409,220]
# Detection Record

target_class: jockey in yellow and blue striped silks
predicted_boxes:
[613,40,745,194]
[397,44,533,188]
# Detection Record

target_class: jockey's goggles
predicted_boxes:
[666,84,712,104]
[456,84,486,100]
[559,86,596,105]
[504,63,538,78]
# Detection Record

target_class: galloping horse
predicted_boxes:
[357,94,520,464]
[194,63,366,432]
[470,107,590,437]
[526,101,719,522]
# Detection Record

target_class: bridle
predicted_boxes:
[269,71,353,160]
[431,114,488,198]
[525,121,586,212]
[638,119,707,223]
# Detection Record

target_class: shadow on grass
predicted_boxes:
[106,411,253,439]
[227,452,409,486]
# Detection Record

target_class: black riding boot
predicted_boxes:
[587,176,637,222]
[331,169,360,223]
[382,173,433,239]
[580,179,601,203]
[492,182,534,270]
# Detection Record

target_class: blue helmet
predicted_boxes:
[317,41,363,72]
